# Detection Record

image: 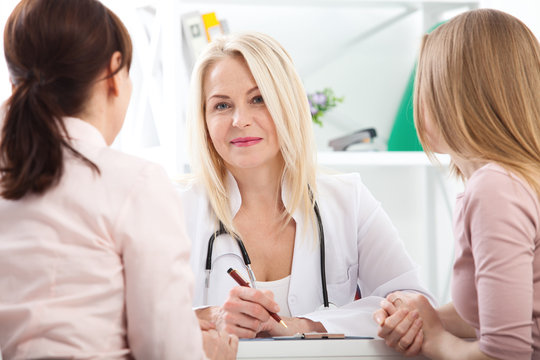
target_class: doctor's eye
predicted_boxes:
[215,102,231,111]
[251,95,264,105]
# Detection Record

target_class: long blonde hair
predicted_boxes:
[414,9,540,196]
[186,32,317,236]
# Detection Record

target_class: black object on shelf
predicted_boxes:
[328,128,377,151]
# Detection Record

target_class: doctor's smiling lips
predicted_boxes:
[230,137,263,147]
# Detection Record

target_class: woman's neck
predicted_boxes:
[451,154,488,180]
[230,161,284,212]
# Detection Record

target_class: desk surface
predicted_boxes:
[237,338,427,359]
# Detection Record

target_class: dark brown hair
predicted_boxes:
[1,0,132,200]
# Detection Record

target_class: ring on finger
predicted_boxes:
[390,296,404,307]
[398,341,409,351]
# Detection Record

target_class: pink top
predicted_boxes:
[452,163,540,360]
[0,118,204,359]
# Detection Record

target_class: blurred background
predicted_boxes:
[1,0,538,304]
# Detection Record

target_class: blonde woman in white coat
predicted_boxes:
[179,31,434,339]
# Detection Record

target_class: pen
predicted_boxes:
[227,267,288,328]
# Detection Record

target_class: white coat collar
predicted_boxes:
[225,171,242,217]
[225,171,301,221]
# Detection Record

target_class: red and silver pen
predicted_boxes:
[227,267,288,328]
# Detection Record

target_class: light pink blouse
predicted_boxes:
[452,163,540,360]
[0,118,204,359]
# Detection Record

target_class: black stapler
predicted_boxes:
[328,128,377,151]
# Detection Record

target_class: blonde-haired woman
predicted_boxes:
[374,9,540,360]
[178,31,434,338]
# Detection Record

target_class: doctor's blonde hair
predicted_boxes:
[414,9,540,197]
[186,31,318,236]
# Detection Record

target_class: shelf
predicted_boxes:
[317,151,451,167]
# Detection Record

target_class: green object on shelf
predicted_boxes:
[387,67,422,151]
[387,21,445,152]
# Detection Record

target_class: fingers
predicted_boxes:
[377,307,410,338]
[385,310,420,347]
[261,289,275,301]
[199,318,216,331]
[220,311,259,338]
[217,287,280,338]
[380,299,398,317]
[394,316,422,352]
[403,324,423,357]
[223,294,270,323]
[373,308,389,326]
[202,329,219,359]
[233,287,280,313]
[222,331,239,360]
[380,311,423,356]
[387,291,431,311]
[376,292,426,355]
[202,329,239,360]
[387,292,406,309]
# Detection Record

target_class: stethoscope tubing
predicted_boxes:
[313,200,329,308]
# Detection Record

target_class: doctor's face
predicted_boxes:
[203,55,282,173]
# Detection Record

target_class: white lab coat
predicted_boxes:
[177,171,435,336]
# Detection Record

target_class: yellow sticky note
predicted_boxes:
[202,12,222,41]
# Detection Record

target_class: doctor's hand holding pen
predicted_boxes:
[196,268,323,338]
[196,286,325,338]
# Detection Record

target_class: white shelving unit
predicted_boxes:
[318,151,459,302]
[103,0,477,176]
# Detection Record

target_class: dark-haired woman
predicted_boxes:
[0,0,237,359]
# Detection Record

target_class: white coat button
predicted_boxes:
[289,295,297,304]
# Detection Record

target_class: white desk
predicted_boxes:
[237,338,427,359]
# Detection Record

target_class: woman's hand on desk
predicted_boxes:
[377,292,495,360]
[373,292,424,356]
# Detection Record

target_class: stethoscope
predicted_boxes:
[204,199,330,308]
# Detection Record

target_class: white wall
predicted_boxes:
[2,1,539,161]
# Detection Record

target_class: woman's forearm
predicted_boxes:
[425,331,496,360]
[437,302,476,338]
